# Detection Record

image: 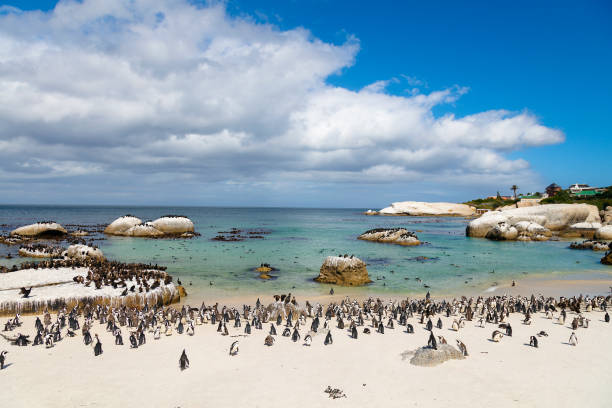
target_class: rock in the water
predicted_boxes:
[466,204,600,239]
[11,222,67,237]
[363,209,378,215]
[379,201,475,217]
[358,228,420,246]
[18,244,62,258]
[570,240,610,251]
[485,222,519,241]
[125,223,165,237]
[594,225,612,240]
[601,206,612,225]
[151,216,195,235]
[315,256,371,286]
[64,244,105,261]
[104,215,143,235]
[602,250,612,266]
[407,344,465,367]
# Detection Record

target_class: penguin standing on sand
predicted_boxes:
[229,341,239,356]
[427,331,437,350]
[83,330,92,346]
[324,331,333,345]
[270,324,277,336]
[505,324,512,337]
[605,312,610,323]
[436,318,442,330]
[406,324,414,334]
[569,332,578,346]
[0,351,7,369]
[244,322,251,335]
[426,319,433,331]
[304,334,312,346]
[179,349,189,370]
[351,325,358,339]
[529,336,538,348]
[115,330,123,345]
[129,333,138,348]
[456,340,468,356]
[291,328,300,342]
[93,335,103,356]
[491,330,504,342]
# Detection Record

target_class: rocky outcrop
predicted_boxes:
[125,223,165,237]
[379,201,475,217]
[594,225,612,240]
[10,222,67,237]
[467,204,601,240]
[600,206,612,225]
[363,210,378,215]
[406,344,465,367]
[358,228,420,246]
[569,240,610,251]
[18,244,62,258]
[104,215,143,235]
[104,215,195,237]
[314,256,371,286]
[602,250,612,266]
[151,216,195,235]
[64,244,105,261]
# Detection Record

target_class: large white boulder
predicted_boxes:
[104,215,143,236]
[64,244,105,261]
[467,204,601,238]
[358,228,420,246]
[595,225,612,240]
[125,223,165,237]
[11,222,67,237]
[150,216,195,235]
[379,201,475,217]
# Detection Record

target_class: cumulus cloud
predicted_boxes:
[0,0,564,204]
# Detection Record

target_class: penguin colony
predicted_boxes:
[0,292,610,371]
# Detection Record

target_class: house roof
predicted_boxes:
[546,183,561,189]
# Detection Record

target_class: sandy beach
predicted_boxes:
[1,292,611,408]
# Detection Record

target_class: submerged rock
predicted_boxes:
[379,201,475,217]
[18,244,63,258]
[407,344,465,367]
[358,228,420,246]
[315,256,371,286]
[467,204,600,240]
[11,222,67,237]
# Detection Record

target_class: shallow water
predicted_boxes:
[0,205,609,299]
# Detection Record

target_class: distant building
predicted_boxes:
[546,183,562,197]
[568,183,607,197]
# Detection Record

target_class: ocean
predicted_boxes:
[0,205,608,299]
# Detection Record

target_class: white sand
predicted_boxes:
[1,298,611,407]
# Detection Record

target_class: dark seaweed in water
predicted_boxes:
[407,256,440,263]
[364,257,391,266]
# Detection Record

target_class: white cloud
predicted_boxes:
[0,0,564,203]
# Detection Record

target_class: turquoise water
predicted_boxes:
[0,205,609,298]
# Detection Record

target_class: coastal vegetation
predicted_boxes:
[463,196,517,210]
[541,187,612,210]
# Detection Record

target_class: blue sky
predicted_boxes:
[0,0,610,207]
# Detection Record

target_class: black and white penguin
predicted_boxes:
[282,327,291,337]
[436,318,442,330]
[179,349,189,370]
[505,324,512,337]
[115,331,123,345]
[83,330,92,346]
[264,335,275,346]
[491,330,504,342]
[427,331,437,350]
[363,327,371,334]
[311,317,320,333]
[569,332,578,346]
[406,324,414,334]
[291,328,300,342]
[130,333,138,348]
[324,331,333,345]
[244,322,251,335]
[33,331,43,346]
[93,335,103,356]
[0,351,7,369]
[377,322,384,334]
[606,312,610,323]
[177,321,184,335]
[276,315,282,326]
[426,319,433,331]
[304,334,312,346]
[456,340,468,356]
[529,336,538,348]
[351,325,358,339]
[270,324,277,336]
[229,341,239,356]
